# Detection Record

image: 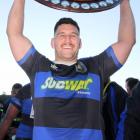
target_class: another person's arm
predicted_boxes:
[0,104,19,140]
[7,0,32,61]
[112,0,136,64]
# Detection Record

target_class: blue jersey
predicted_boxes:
[124,82,140,140]
[11,84,33,139]
[103,82,128,140]
[18,45,122,140]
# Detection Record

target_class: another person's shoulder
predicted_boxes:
[132,81,140,97]
[106,81,127,97]
[15,83,31,99]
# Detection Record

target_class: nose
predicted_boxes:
[64,35,71,43]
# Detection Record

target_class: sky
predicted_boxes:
[0,0,140,95]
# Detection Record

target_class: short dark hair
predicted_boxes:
[54,18,80,34]
[126,77,139,90]
[11,83,22,95]
[12,83,22,90]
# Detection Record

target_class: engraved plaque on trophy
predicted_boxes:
[35,0,121,13]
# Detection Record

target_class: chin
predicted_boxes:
[64,57,77,62]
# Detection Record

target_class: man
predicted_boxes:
[0,84,33,140]
[125,77,139,96]
[3,83,22,112]
[103,81,128,140]
[124,81,140,140]
[115,78,139,140]
[11,83,23,96]
[7,0,135,140]
[0,83,23,140]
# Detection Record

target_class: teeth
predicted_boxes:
[63,45,72,49]
[64,47,71,48]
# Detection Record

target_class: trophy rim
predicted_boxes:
[34,0,121,13]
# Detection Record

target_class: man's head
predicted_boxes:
[51,18,82,63]
[11,83,22,96]
[54,18,80,35]
[125,77,139,96]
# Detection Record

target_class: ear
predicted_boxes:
[51,38,55,49]
[79,38,82,49]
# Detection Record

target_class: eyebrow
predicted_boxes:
[55,32,79,36]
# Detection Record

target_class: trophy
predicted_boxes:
[35,0,121,13]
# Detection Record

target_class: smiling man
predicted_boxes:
[6,0,136,140]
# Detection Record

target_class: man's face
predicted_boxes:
[11,88,20,96]
[51,24,81,62]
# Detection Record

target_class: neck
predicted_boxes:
[54,60,77,66]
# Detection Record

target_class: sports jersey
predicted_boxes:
[11,84,33,139]
[102,82,128,140]
[18,45,122,140]
[124,82,140,140]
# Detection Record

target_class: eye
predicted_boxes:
[59,34,65,38]
[55,33,79,40]
[70,33,79,39]
[55,33,65,39]
[70,34,77,38]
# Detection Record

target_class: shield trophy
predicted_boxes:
[34,0,121,13]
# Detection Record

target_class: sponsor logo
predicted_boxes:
[41,77,93,91]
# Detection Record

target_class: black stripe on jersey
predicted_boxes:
[34,97,102,129]
[21,114,33,126]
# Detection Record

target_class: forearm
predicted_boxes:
[118,0,136,46]
[0,119,12,140]
[0,105,19,140]
[7,0,25,37]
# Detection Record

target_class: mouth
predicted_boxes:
[63,46,72,49]
[62,44,73,49]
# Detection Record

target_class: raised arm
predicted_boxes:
[112,0,136,64]
[7,0,32,61]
